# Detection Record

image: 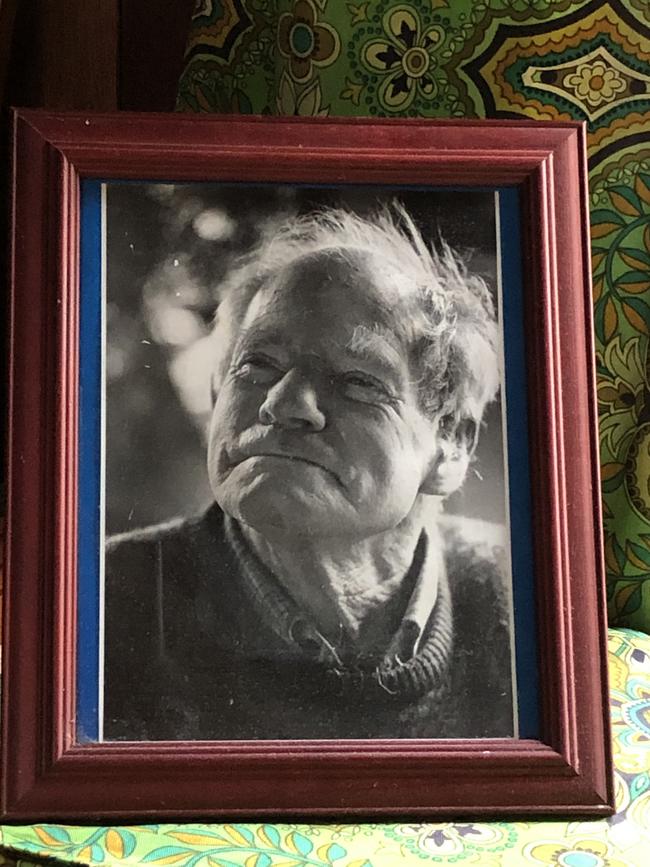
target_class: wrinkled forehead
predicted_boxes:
[214,248,427,385]
[251,248,416,335]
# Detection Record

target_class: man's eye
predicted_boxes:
[343,373,378,388]
[234,355,282,385]
[339,372,391,402]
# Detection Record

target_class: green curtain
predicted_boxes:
[177,0,650,630]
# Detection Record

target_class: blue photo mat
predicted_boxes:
[77,179,103,741]
[77,180,538,741]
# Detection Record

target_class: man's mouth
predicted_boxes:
[251,453,325,470]
[230,451,343,486]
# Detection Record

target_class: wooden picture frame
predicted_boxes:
[2,109,612,819]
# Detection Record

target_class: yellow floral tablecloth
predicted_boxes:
[1,628,649,866]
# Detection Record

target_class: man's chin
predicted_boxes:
[215,483,341,538]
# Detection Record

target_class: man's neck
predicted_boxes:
[239,497,438,644]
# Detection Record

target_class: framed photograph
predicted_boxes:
[3,110,612,819]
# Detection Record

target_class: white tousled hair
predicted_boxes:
[212,204,499,430]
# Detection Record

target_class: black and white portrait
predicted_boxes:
[101,184,516,741]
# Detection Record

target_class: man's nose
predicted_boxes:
[258,369,326,431]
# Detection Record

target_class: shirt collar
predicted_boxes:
[224,515,444,669]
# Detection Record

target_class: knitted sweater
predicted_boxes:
[104,504,514,741]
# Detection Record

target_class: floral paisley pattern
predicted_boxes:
[591,172,650,349]
[385,820,518,859]
[591,158,650,626]
[277,0,340,84]
[360,6,444,112]
[610,636,650,778]
[277,70,329,115]
[176,0,274,114]
[524,837,628,867]
[0,824,365,866]
[598,336,646,450]
[564,60,627,109]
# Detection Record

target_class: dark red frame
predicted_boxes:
[3,110,612,820]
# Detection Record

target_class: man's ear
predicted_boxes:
[420,417,478,497]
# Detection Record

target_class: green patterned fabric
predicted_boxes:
[1,628,649,866]
[177,0,650,630]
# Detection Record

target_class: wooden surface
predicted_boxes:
[119,0,194,111]
[6,0,118,110]
[3,0,193,111]
[0,0,18,104]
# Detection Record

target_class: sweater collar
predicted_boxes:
[224,514,449,678]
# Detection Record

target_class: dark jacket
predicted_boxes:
[104,504,514,741]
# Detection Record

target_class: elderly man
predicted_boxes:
[104,204,514,741]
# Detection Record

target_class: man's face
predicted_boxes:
[207,251,441,541]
